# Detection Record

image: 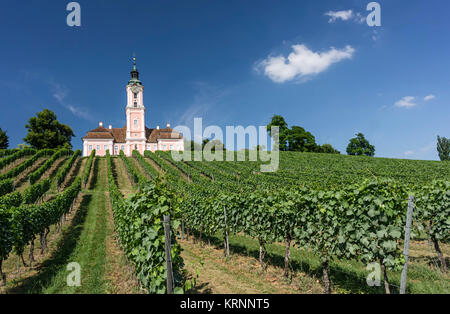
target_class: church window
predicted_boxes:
[134,102,137,107]
[134,118,138,126]
[115,146,118,151]
[104,145,108,150]
[89,145,92,150]
[134,92,137,99]
[163,144,167,150]
[170,144,173,150]
[154,144,157,150]
[121,145,125,150]
[96,145,100,150]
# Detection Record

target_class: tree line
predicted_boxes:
[0,109,74,150]
[266,114,449,160]
[0,110,448,161]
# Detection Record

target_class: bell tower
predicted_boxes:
[125,57,146,154]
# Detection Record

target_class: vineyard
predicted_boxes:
[0,148,448,294]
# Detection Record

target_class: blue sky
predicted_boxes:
[0,0,449,160]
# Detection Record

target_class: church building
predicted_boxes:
[82,58,184,157]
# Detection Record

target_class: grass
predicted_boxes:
[181,231,449,294]
[111,157,136,197]
[42,166,108,293]
[1,157,138,294]
[180,238,322,294]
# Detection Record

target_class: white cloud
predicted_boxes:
[49,80,92,121]
[50,83,68,104]
[257,44,355,83]
[325,10,353,23]
[394,96,417,108]
[424,94,435,101]
[65,104,91,120]
[175,82,229,127]
[354,12,366,24]
[404,150,414,156]
[372,30,380,42]
[325,10,366,24]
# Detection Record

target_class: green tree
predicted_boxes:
[437,136,450,161]
[202,138,210,148]
[17,143,31,150]
[23,109,74,149]
[346,133,375,157]
[203,138,225,152]
[286,126,317,152]
[267,115,289,151]
[184,140,202,151]
[316,143,340,154]
[0,128,8,149]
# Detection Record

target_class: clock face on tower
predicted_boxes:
[131,85,141,94]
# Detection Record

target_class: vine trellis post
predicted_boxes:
[400,195,414,294]
[223,205,230,258]
[163,215,174,294]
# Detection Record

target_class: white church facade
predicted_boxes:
[82,58,184,157]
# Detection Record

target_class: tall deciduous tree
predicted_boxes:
[346,133,375,157]
[287,126,317,152]
[267,115,289,151]
[266,115,339,154]
[23,109,74,149]
[0,128,8,149]
[437,136,450,161]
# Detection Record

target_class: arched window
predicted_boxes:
[134,118,138,126]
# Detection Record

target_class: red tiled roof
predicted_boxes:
[146,127,182,143]
[110,126,127,142]
[82,126,114,140]
[83,125,182,143]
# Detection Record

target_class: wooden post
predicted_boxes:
[163,215,174,294]
[400,196,414,294]
[223,206,230,258]
[181,219,185,240]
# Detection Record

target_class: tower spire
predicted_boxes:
[129,55,142,85]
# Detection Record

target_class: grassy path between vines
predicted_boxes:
[180,238,323,294]
[42,157,109,293]
[111,157,136,197]
[181,233,450,294]
[1,157,138,294]
[41,157,138,293]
